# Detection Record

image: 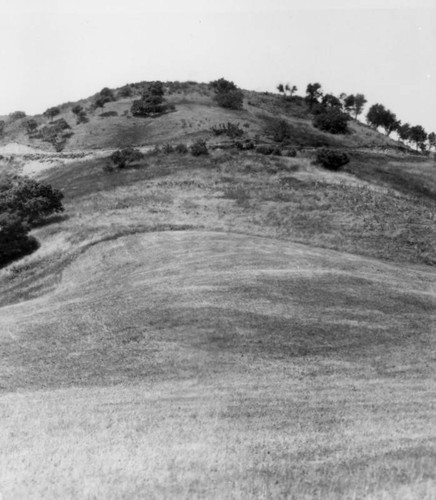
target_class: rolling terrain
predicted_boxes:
[0,82,435,499]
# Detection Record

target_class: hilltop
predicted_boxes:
[0,81,408,152]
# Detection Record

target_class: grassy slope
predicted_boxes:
[0,82,404,152]
[1,83,436,499]
[1,231,435,499]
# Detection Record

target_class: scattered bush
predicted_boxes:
[313,108,349,134]
[0,121,5,136]
[162,143,174,154]
[211,122,244,138]
[268,118,293,143]
[94,87,116,108]
[9,111,26,121]
[25,119,38,135]
[0,213,39,268]
[175,143,189,154]
[43,106,60,122]
[110,147,144,169]
[0,174,64,225]
[256,145,275,155]
[117,84,133,98]
[190,139,208,156]
[99,111,118,118]
[235,140,255,151]
[315,148,350,171]
[39,118,73,151]
[71,105,89,124]
[210,78,244,110]
[131,81,175,117]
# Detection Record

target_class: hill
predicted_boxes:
[0,80,436,499]
[0,81,407,152]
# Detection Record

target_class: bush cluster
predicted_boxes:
[94,87,116,108]
[315,148,350,170]
[313,108,349,134]
[190,139,208,156]
[211,122,244,139]
[210,78,244,110]
[131,81,175,117]
[71,105,89,124]
[110,147,144,169]
[0,174,64,267]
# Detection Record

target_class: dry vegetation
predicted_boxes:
[0,82,435,499]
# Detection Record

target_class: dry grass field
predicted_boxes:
[1,230,435,499]
[0,83,435,499]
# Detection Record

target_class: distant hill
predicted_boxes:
[0,81,408,153]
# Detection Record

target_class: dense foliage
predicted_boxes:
[313,108,350,134]
[315,148,350,170]
[190,139,208,156]
[110,147,145,169]
[0,175,64,267]
[0,213,39,267]
[0,175,64,225]
[210,78,244,110]
[131,81,175,117]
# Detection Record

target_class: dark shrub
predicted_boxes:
[211,122,244,138]
[26,119,38,135]
[118,85,133,98]
[71,105,89,124]
[9,111,26,121]
[131,81,175,117]
[214,90,244,110]
[268,118,292,143]
[162,143,174,154]
[40,119,72,151]
[256,145,275,155]
[99,111,118,118]
[190,139,208,156]
[110,147,144,169]
[0,213,39,268]
[210,78,244,110]
[94,87,116,108]
[44,107,60,122]
[0,121,5,136]
[0,174,64,225]
[315,148,350,171]
[235,140,254,151]
[313,108,349,134]
[175,143,188,154]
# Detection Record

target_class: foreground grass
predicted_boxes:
[1,231,435,498]
[1,375,435,500]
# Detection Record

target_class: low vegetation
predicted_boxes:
[315,148,350,170]
[131,81,175,117]
[210,78,244,110]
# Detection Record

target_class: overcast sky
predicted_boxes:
[0,0,434,131]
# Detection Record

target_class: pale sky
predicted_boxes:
[0,0,435,132]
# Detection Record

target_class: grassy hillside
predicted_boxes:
[1,231,435,498]
[1,81,435,499]
[0,81,406,152]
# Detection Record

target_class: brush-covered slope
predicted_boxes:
[0,81,404,152]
